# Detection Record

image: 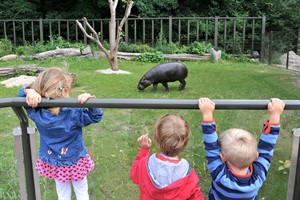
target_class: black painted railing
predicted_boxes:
[0,98,299,200]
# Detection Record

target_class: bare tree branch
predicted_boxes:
[117,0,134,45]
[76,18,111,59]
[113,0,119,11]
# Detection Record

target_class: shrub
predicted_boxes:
[15,45,36,56]
[119,42,154,53]
[0,39,13,57]
[187,41,212,55]
[137,51,164,63]
[46,35,84,50]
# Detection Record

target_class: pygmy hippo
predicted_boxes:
[137,62,188,92]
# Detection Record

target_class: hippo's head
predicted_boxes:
[137,77,152,90]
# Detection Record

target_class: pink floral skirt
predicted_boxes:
[35,154,94,182]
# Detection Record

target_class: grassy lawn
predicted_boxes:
[0,57,300,199]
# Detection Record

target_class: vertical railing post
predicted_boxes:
[12,107,36,200]
[287,128,300,200]
[259,16,266,62]
[28,126,41,200]
[13,127,27,200]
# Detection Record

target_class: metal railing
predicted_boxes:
[0,97,300,200]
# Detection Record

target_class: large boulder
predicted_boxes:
[280,51,300,67]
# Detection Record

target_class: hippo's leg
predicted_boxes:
[178,80,186,90]
[151,83,158,92]
[161,82,169,92]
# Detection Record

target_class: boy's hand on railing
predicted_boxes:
[25,89,41,108]
[78,93,96,104]
[198,97,215,121]
[268,98,285,124]
[137,133,152,149]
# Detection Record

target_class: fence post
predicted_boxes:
[169,16,172,43]
[39,18,43,43]
[286,51,290,69]
[13,21,16,49]
[259,16,266,62]
[83,20,87,46]
[287,128,300,200]
[297,27,300,55]
[268,31,273,65]
[125,20,128,43]
[214,16,219,50]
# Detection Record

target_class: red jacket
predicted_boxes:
[130,147,205,200]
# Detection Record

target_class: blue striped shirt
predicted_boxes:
[201,121,280,200]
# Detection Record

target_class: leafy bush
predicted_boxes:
[46,35,84,50]
[15,45,36,56]
[0,39,13,57]
[187,41,212,55]
[221,52,253,63]
[16,36,85,56]
[119,42,154,53]
[137,51,164,63]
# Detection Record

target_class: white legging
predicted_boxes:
[55,177,89,200]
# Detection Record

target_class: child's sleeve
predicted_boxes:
[16,86,36,119]
[201,120,223,178]
[17,86,27,97]
[129,147,150,184]
[76,108,104,127]
[256,120,281,172]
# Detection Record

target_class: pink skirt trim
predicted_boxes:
[35,154,94,182]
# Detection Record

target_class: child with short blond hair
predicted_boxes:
[199,97,285,200]
[130,113,204,200]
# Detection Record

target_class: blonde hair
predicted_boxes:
[154,114,190,157]
[33,67,72,115]
[219,128,257,169]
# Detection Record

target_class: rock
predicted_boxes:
[210,48,221,62]
[82,46,92,55]
[1,75,36,87]
[0,54,18,61]
[280,51,300,67]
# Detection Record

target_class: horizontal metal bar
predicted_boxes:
[0,98,300,110]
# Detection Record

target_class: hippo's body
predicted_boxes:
[137,62,188,92]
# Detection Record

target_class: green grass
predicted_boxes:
[0,57,300,199]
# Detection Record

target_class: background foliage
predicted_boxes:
[0,0,299,31]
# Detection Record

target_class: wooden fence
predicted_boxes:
[0,16,265,59]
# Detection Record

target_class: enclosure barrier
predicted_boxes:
[0,16,265,58]
[0,97,300,200]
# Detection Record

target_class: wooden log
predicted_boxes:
[0,67,16,77]
[16,64,45,73]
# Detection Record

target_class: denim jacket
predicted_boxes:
[18,87,104,166]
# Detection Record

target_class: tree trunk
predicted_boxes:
[110,49,119,71]
[76,0,133,71]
